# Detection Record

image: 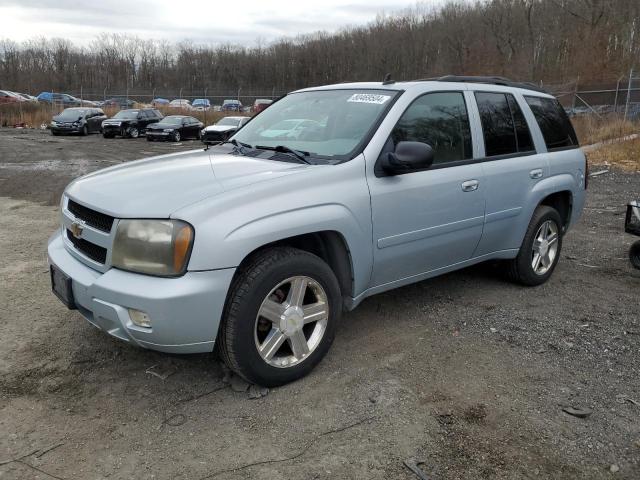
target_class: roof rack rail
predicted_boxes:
[415,75,549,94]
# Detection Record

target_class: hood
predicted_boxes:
[203,125,236,133]
[147,123,175,130]
[65,148,311,218]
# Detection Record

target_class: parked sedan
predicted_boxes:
[102,108,163,138]
[51,108,107,136]
[104,97,136,109]
[201,116,251,144]
[192,99,211,111]
[0,90,25,104]
[252,98,273,113]
[221,99,243,112]
[37,92,81,106]
[146,115,204,142]
[169,99,192,110]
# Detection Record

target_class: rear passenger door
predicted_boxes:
[368,91,485,287]
[471,91,547,256]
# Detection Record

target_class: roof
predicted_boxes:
[295,75,552,96]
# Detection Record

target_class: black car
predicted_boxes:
[50,108,107,136]
[146,115,204,142]
[104,97,136,109]
[102,109,163,138]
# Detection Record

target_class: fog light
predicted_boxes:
[128,309,152,328]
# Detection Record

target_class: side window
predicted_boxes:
[475,92,534,157]
[507,95,534,152]
[390,92,472,165]
[525,96,578,150]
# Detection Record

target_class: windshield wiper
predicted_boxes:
[208,138,252,152]
[254,145,311,164]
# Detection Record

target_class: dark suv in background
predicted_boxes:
[102,108,163,138]
[51,108,107,136]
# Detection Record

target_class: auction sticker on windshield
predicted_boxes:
[347,93,391,104]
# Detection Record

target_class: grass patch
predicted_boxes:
[586,137,640,171]
[572,114,638,145]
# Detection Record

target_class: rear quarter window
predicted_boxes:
[524,96,579,150]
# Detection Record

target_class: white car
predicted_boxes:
[201,116,250,143]
[169,99,192,110]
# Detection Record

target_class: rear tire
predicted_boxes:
[630,241,640,270]
[219,247,341,387]
[506,205,563,286]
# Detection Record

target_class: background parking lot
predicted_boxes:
[0,128,639,479]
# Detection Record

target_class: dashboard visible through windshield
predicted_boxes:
[232,89,400,161]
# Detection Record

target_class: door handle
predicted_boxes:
[530,168,543,179]
[461,180,479,192]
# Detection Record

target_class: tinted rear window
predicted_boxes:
[525,96,578,149]
[475,92,534,157]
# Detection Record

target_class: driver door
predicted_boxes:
[367,91,486,287]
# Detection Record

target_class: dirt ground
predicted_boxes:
[0,128,639,479]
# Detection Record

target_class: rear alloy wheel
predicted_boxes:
[172,131,181,142]
[128,127,139,138]
[506,205,563,286]
[219,247,341,387]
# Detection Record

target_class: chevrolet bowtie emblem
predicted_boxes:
[70,222,84,238]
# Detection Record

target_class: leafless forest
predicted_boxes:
[1,0,639,95]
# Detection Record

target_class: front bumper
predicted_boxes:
[147,130,171,139]
[47,230,235,353]
[51,125,82,134]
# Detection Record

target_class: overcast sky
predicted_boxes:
[0,0,446,46]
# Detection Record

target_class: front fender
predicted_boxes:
[177,158,374,297]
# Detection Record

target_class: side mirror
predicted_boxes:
[380,141,435,175]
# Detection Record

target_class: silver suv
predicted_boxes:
[48,76,587,386]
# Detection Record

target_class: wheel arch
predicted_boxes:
[538,190,573,231]
[231,230,355,308]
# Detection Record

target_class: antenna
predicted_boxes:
[382,73,394,85]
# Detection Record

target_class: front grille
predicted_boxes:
[67,229,107,264]
[67,200,114,233]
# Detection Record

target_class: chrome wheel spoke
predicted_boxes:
[259,328,286,360]
[259,299,285,323]
[302,302,328,324]
[533,252,542,272]
[547,232,558,246]
[288,330,310,359]
[287,277,308,307]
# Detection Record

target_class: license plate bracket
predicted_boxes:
[50,265,76,309]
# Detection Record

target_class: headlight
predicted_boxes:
[163,128,174,132]
[112,220,194,276]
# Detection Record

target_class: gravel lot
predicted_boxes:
[0,128,638,479]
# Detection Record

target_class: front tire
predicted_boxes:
[507,205,563,286]
[219,247,341,387]
[127,127,139,138]
[172,131,181,142]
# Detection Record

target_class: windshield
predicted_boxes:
[233,89,399,159]
[216,117,241,127]
[158,116,184,125]
[56,109,87,120]
[113,110,139,119]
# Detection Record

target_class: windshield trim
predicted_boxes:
[233,88,404,163]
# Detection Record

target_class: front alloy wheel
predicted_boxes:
[172,131,181,142]
[219,247,341,386]
[255,276,329,368]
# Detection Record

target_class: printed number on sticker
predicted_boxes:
[347,94,391,104]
